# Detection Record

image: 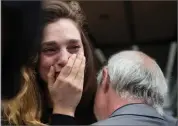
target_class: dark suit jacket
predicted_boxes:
[92,103,177,126]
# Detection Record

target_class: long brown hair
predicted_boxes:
[2,0,97,125]
[2,67,44,125]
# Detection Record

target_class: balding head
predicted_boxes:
[97,50,167,115]
[109,50,156,71]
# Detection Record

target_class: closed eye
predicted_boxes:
[42,47,58,55]
[67,45,81,53]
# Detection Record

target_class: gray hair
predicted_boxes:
[97,51,168,115]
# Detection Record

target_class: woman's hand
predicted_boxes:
[48,52,85,117]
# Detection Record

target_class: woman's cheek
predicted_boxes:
[39,55,56,82]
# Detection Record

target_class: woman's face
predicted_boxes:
[39,18,84,82]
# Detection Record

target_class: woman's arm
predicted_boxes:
[48,53,85,125]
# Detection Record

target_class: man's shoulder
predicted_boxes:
[92,116,126,125]
[92,114,168,126]
[163,114,178,126]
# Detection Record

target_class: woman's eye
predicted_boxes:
[68,46,80,53]
[42,48,57,55]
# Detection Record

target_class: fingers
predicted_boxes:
[48,66,55,87]
[67,52,84,80]
[59,54,76,78]
[73,56,85,88]
[55,52,85,89]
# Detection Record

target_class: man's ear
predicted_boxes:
[100,67,109,93]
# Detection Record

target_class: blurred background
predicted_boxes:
[80,1,177,117]
[2,1,177,117]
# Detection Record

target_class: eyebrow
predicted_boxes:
[66,39,81,44]
[42,39,81,46]
[42,41,57,46]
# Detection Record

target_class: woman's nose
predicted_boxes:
[56,49,71,68]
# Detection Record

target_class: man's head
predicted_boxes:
[94,50,168,121]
